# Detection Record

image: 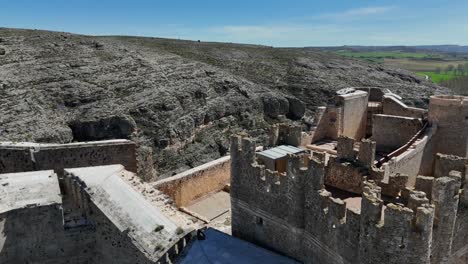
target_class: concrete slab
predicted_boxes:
[0,170,61,214]
[186,191,230,221]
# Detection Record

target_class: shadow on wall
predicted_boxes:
[0,206,96,263]
[69,116,136,142]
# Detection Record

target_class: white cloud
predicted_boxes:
[207,24,349,46]
[320,6,396,20]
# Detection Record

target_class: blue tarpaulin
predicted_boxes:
[177,228,300,264]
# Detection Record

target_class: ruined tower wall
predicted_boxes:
[371,114,423,153]
[325,156,366,194]
[382,95,427,118]
[311,106,341,142]
[381,126,437,185]
[0,140,137,175]
[0,206,96,263]
[269,124,302,147]
[357,87,384,102]
[155,155,230,207]
[90,203,160,264]
[231,136,360,263]
[429,95,468,158]
[359,183,435,264]
[451,167,468,264]
[433,153,467,178]
[230,136,436,264]
[0,148,34,173]
[63,175,170,264]
[430,173,462,264]
[336,91,368,140]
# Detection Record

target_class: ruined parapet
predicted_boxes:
[462,167,468,206]
[428,95,468,158]
[324,137,372,194]
[230,135,257,202]
[136,145,156,181]
[379,173,409,197]
[431,172,462,264]
[310,106,341,142]
[286,154,310,228]
[336,136,356,160]
[415,176,435,200]
[358,139,376,168]
[335,89,369,140]
[0,140,137,176]
[63,172,91,220]
[408,190,430,212]
[371,114,423,153]
[359,181,435,264]
[155,155,230,208]
[304,184,361,263]
[65,165,183,263]
[231,135,443,263]
[434,153,467,178]
[382,94,427,118]
[357,87,385,102]
[378,124,437,185]
[269,124,302,147]
[310,88,368,143]
[325,155,367,194]
[359,181,383,246]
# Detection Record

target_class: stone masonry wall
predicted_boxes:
[336,90,368,140]
[311,106,341,143]
[434,153,467,179]
[371,114,423,153]
[381,126,437,185]
[154,156,230,207]
[428,95,468,158]
[0,205,96,263]
[230,136,441,264]
[0,140,137,176]
[382,95,427,118]
[451,167,468,264]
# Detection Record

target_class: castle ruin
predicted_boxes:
[231,89,468,263]
[0,140,197,263]
[0,87,466,263]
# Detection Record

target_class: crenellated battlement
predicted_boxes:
[231,133,468,263]
[230,90,468,263]
[269,124,303,147]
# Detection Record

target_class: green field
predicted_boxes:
[333,49,468,95]
[416,71,459,83]
[335,51,441,62]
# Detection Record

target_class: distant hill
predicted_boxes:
[0,28,449,177]
[414,45,468,54]
[313,45,468,54]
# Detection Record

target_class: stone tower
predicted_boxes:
[428,95,468,158]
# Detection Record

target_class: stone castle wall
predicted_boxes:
[155,155,230,207]
[0,205,96,263]
[381,126,437,185]
[337,90,368,140]
[382,95,427,118]
[429,95,468,158]
[0,140,137,175]
[230,136,466,264]
[371,114,423,153]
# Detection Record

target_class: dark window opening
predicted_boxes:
[255,216,263,226]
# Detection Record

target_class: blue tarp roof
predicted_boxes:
[177,228,300,264]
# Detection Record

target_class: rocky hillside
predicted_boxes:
[0,28,451,178]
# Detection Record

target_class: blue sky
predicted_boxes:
[1,0,467,47]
